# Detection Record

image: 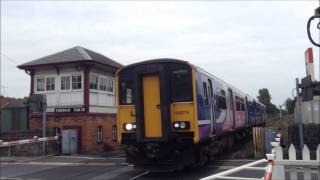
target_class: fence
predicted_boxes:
[0,129,56,142]
[0,136,60,161]
[272,143,320,180]
[201,132,320,180]
[252,126,265,159]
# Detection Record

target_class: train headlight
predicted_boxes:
[180,122,186,129]
[126,123,133,130]
[174,122,180,128]
[173,121,190,130]
[124,123,136,131]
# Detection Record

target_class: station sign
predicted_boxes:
[54,107,86,113]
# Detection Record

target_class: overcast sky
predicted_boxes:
[1,1,319,106]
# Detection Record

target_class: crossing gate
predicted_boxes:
[201,134,320,180]
[0,136,59,160]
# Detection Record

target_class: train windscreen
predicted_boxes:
[119,80,134,105]
[170,65,193,102]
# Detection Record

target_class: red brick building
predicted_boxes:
[18,46,123,153]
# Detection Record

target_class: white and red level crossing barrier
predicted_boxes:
[0,136,58,147]
[264,160,273,180]
[201,134,281,180]
[263,133,280,180]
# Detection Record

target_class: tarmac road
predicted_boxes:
[0,156,266,180]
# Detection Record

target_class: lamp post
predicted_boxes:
[307,6,320,81]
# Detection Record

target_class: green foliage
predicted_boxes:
[257,88,271,105]
[285,98,295,114]
[257,88,279,114]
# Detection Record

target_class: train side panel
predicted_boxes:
[194,68,266,142]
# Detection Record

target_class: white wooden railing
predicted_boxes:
[272,143,320,180]
[0,136,59,158]
[201,133,320,180]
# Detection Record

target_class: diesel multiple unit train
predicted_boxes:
[116,59,266,169]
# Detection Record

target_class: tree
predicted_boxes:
[257,88,271,105]
[257,88,278,114]
[285,98,295,114]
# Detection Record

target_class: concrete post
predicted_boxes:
[42,95,47,156]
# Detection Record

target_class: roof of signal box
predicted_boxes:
[17,46,123,70]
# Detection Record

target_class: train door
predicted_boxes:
[208,79,215,135]
[228,89,235,129]
[253,101,257,125]
[142,74,162,138]
[245,97,249,126]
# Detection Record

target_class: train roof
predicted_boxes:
[117,58,188,72]
[117,58,265,107]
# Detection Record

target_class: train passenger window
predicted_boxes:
[208,79,213,98]
[120,81,134,105]
[216,90,227,109]
[203,82,209,105]
[240,98,245,111]
[170,68,192,102]
[235,96,241,111]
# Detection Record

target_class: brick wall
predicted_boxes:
[29,112,117,153]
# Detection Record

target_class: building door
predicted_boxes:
[142,75,162,138]
[62,129,78,154]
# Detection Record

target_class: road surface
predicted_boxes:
[0,156,266,180]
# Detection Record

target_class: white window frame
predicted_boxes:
[35,75,56,93]
[90,73,99,91]
[99,77,107,92]
[107,78,114,94]
[112,125,117,141]
[97,126,103,143]
[45,76,56,91]
[89,72,115,95]
[71,73,83,91]
[58,73,82,92]
[36,76,45,92]
[60,75,71,91]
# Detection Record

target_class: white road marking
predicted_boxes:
[214,159,256,162]
[1,162,117,166]
[107,157,126,160]
[129,171,150,180]
[119,162,129,165]
[90,166,133,180]
[55,156,107,160]
[0,178,41,180]
[54,155,125,160]
[208,165,237,169]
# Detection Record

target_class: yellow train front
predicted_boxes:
[116,59,267,170]
[116,59,199,170]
